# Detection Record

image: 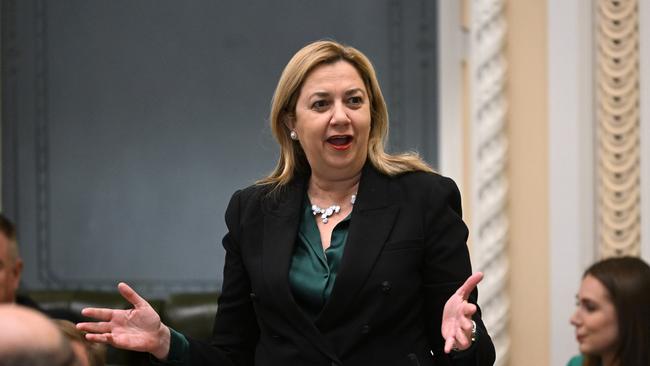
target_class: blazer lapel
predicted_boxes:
[315,164,399,329]
[261,177,339,361]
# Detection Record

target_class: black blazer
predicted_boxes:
[185,163,495,366]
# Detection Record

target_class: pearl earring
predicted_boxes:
[290,130,298,140]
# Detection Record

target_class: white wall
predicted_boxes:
[640,0,650,262]
[548,0,596,364]
[437,0,464,185]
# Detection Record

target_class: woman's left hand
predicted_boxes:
[441,272,483,353]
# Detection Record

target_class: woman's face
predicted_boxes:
[570,275,619,358]
[289,60,371,180]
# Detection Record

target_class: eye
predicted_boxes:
[348,96,364,106]
[582,300,598,313]
[311,99,330,110]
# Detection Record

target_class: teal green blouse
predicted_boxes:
[165,197,351,363]
[287,195,351,318]
[566,355,584,366]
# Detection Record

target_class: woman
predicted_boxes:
[568,256,650,366]
[78,40,495,365]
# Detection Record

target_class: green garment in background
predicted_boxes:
[566,355,584,366]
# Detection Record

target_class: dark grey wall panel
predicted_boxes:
[2,0,438,297]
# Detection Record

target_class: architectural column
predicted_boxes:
[596,0,641,257]
[467,0,510,365]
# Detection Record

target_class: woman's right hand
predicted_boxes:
[76,282,171,360]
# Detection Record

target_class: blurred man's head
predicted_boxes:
[0,304,77,366]
[56,319,107,366]
[0,214,22,303]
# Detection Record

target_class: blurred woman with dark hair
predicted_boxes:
[568,256,650,366]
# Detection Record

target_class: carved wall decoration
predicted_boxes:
[596,0,641,258]
[468,0,509,364]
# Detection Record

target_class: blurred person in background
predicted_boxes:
[0,213,82,322]
[0,304,77,366]
[568,256,650,366]
[0,214,23,305]
[57,320,107,366]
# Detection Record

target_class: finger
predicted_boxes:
[84,333,111,344]
[443,334,455,354]
[456,272,483,299]
[81,307,114,321]
[76,321,112,334]
[460,317,473,332]
[455,329,470,349]
[462,302,477,317]
[118,282,148,308]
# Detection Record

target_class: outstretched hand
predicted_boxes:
[76,282,171,360]
[441,272,482,353]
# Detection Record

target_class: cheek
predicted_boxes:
[355,115,371,141]
[600,318,619,346]
[587,314,619,350]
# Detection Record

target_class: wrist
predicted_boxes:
[151,323,171,360]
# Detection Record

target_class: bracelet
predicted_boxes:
[470,320,477,343]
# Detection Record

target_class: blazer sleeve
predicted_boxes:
[422,176,496,365]
[183,189,260,366]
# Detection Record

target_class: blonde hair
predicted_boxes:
[56,320,106,366]
[258,40,433,188]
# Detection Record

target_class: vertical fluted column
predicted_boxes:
[468,0,509,364]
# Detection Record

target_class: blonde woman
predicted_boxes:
[78,40,495,366]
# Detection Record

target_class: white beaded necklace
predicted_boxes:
[311,194,356,224]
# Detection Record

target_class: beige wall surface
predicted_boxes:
[506,0,549,365]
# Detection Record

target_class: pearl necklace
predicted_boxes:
[311,194,356,224]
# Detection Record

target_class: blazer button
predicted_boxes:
[361,324,371,334]
[381,281,392,293]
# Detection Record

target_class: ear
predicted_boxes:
[11,258,23,288]
[283,113,295,131]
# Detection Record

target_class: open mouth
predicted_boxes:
[327,135,353,150]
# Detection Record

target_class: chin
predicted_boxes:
[326,157,363,171]
[579,344,608,358]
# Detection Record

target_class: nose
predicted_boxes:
[570,309,580,327]
[330,100,351,126]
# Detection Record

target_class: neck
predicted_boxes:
[601,352,618,366]
[308,171,361,204]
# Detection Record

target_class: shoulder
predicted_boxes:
[225,180,305,220]
[388,170,461,208]
[225,183,272,216]
[566,355,584,366]
[392,170,459,193]
[231,183,272,204]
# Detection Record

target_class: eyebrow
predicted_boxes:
[344,88,365,96]
[308,88,366,99]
